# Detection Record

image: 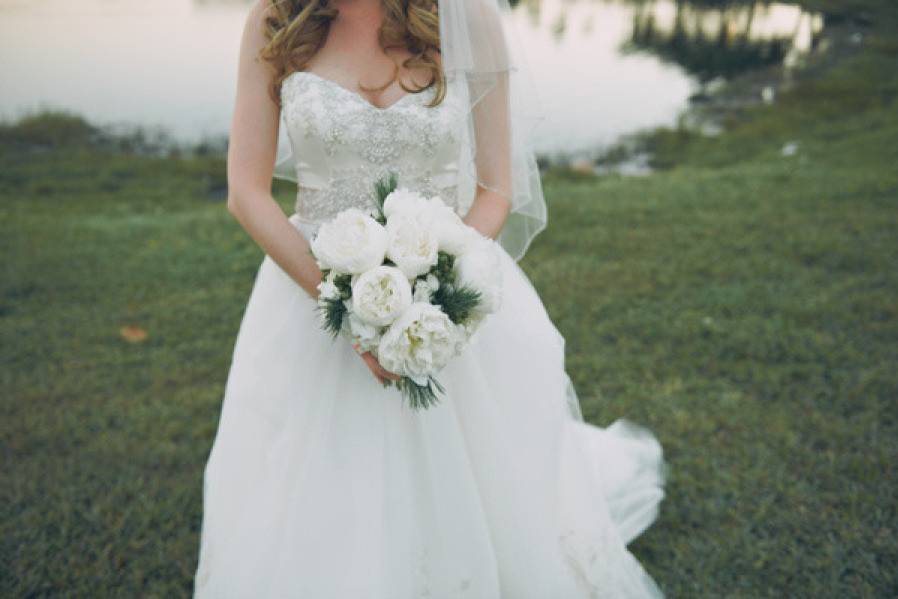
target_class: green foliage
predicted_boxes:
[0,109,97,148]
[431,284,481,325]
[424,251,481,323]
[372,171,399,224]
[385,375,445,410]
[315,270,352,338]
[430,251,457,286]
[317,297,347,338]
[333,272,352,298]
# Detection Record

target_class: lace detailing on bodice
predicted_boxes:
[279,71,467,224]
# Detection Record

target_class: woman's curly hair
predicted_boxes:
[259,0,445,108]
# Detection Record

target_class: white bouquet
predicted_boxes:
[310,173,503,409]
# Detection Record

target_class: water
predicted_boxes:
[0,0,823,157]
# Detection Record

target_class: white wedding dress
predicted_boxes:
[193,71,667,598]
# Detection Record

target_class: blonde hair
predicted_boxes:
[259,0,445,108]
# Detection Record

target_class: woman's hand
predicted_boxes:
[354,344,401,385]
[461,184,512,241]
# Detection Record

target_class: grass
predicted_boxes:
[2,5,897,598]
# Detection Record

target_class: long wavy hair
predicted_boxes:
[259,0,445,108]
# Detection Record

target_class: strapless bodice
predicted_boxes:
[279,71,467,226]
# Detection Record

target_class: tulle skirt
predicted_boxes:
[193,213,667,598]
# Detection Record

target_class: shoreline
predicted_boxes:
[1,2,883,178]
[564,13,876,177]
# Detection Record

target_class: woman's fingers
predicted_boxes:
[374,359,401,381]
[382,369,401,382]
[361,351,401,383]
[362,352,388,384]
[361,353,384,384]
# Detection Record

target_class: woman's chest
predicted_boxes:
[280,72,465,166]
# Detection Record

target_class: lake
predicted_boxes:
[0,0,823,158]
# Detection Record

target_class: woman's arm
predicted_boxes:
[229,2,398,385]
[462,185,511,240]
[459,56,513,240]
[226,0,322,299]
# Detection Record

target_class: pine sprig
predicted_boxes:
[431,251,457,286]
[374,171,399,206]
[316,270,353,338]
[431,283,481,324]
[333,272,352,297]
[317,297,347,338]
[386,375,445,410]
[372,171,399,223]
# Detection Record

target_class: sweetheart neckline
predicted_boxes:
[282,70,423,112]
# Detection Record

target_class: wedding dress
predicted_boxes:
[193,70,667,598]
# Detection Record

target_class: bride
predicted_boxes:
[193,0,667,596]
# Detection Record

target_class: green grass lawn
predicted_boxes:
[3,8,897,599]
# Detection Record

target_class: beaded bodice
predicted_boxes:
[279,71,467,225]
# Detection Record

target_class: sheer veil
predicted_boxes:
[273,0,548,262]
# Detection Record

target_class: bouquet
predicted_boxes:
[310,173,503,409]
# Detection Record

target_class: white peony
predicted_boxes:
[351,265,413,326]
[377,302,461,385]
[412,273,441,303]
[454,235,503,314]
[385,215,439,279]
[347,311,381,352]
[310,208,388,274]
[416,197,478,255]
[382,187,429,219]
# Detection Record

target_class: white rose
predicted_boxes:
[385,215,439,279]
[416,197,477,255]
[412,273,441,303]
[351,265,413,326]
[382,187,429,219]
[310,208,388,274]
[377,302,461,385]
[455,236,503,314]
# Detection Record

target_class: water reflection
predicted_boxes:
[623,1,824,82]
[0,0,824,157]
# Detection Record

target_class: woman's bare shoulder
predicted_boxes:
[242,0,277,38]
[249,0,276,20]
